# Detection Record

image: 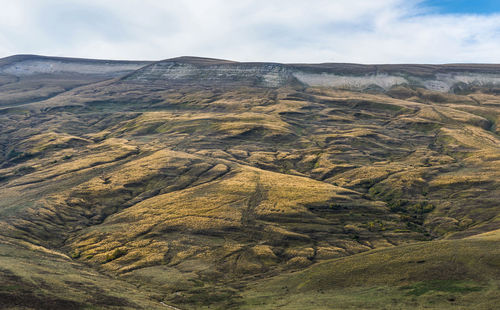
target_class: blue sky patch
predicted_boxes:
[423,0,500,15]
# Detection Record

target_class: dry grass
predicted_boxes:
[67,164,372,274]
[0,79,499,309]
[0,239,165,309]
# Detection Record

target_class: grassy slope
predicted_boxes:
[0,239,165,309]
[0,73,499,309]
[241,237,500,309]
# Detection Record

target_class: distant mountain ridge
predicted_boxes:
[0,54,150,76]
[2,54,500,92]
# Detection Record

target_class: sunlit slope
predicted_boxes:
[4,82,497,240]
[1,143,410,279]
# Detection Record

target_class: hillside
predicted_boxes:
[0,55,499,309]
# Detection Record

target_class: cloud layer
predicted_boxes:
[1,0,499,63]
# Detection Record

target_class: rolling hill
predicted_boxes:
[0,55,499,309]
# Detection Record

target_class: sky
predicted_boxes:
[0,0,499,63]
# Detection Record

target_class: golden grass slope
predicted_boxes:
[67,163,380,274]
[0,79,499,309]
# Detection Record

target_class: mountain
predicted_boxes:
[0,55,151,107]
[0,55,499,309]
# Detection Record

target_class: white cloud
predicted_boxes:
[0,0,499,63]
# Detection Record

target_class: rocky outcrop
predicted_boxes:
[0,55,150,77]
[122,56,500,92]
[291,67,500,92]
[122,59,298,88]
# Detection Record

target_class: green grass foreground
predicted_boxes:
[240,239,500,309]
